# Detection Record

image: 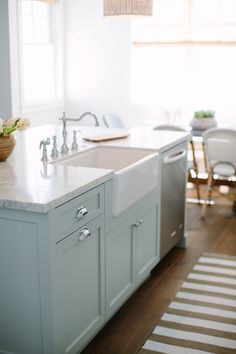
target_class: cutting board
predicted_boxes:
[83,133,129,142]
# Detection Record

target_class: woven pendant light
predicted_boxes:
[104,0,153,16]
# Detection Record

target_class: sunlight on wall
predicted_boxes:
[131,45,236,126]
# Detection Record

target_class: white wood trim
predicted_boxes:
[21,99,65,114]
[8,0,21,116]
[14,0,65,114]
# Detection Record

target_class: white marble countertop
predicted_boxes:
[0,125,189,213]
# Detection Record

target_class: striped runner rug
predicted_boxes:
[140,253,236,354]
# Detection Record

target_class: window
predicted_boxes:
[18,0,63,106]
[132,0,236,44]
[131,0,236,126]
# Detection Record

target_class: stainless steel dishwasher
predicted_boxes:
[160,141,188,259]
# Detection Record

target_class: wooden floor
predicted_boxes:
[82,186,236,354]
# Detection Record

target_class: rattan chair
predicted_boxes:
[201,128,236,217]
[153,124,201,202]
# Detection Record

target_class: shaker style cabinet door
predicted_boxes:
[53,215,105,354]
[135,203,159,286]
[106,216,136,319]
[0,218,43,354]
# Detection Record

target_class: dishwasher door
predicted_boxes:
[160,141,188,259]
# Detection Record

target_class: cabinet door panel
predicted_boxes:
[106,216,135,319]
[54,215,105,354]
[0,219,43,354]
[136,205,158,285]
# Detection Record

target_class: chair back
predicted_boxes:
[103,113,124,128]
[202,128,236,174]
[153,124,186,132]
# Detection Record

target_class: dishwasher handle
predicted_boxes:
[163,149,186,165]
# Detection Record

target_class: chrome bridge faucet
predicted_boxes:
[59,111,99,154]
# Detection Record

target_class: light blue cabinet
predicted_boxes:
[106,191,159,319]
[135,200,159,286]
[0,135,189,354]
[0,184,106,354]
[0,214,45,354]
[0,182,159,354]
[106,216,136,318]
[53,215,105,354]
[0,177,161,354]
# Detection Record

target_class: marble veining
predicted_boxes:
[0,125,189,213]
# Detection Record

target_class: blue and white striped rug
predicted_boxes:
[140,253,236,354]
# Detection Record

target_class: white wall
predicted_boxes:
[64,0,158,128]
[64,1,236,129]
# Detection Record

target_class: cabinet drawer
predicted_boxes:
[52,184,104,242]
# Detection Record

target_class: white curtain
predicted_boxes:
[131,0,236,128]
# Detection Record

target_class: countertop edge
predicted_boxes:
[0,172,114,214]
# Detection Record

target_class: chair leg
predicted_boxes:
[195,173,201,204]
[189,139,201,204]
[233,201,236,213]
[201,171,213,218]
[208,179,213,201]
[233,187,236,213]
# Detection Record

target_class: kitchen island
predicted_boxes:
[0,125,189,354]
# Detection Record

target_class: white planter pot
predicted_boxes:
[190,117,217,131]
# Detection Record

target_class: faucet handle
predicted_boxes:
[59,112,69,154]
[39,138,50,149]
[39,138,50,161]
[71,130,79,151]
[51,135,59,158]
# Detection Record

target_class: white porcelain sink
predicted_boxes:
[51,146,158,217]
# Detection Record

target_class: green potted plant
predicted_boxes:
[190,110,217,130]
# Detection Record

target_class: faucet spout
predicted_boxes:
[77,112,99,127]
[62,111,99,127]
[58,111,99,154]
